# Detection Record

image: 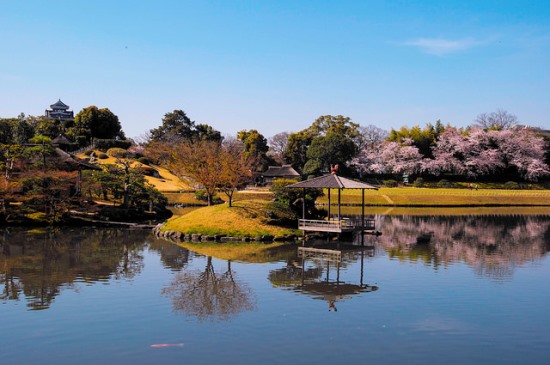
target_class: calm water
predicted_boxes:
[2,212,550,365]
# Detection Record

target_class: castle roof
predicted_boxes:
[50,99,69,110]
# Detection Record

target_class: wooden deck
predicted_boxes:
[298,218,375,233]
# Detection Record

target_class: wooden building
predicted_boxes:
[260,164,300,184]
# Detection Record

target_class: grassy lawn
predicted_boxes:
[77,151,550,207]
[77,151,192,192]
[317,187,550,206]
[163,200,299,237]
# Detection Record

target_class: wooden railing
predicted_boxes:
[298,218,375,232]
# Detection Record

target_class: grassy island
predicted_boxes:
[162,199,299,238]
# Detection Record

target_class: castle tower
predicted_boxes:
[45,99,74,122]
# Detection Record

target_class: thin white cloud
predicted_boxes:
[404,37,484,56]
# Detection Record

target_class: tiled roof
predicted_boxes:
[288,174,378,190]
[50,99,69,109]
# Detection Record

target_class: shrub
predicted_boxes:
[437,179,454,188]
[383,179,398,188]
[413,177,425,188]
[264,201,297,226]
[270,179,324,219]
[75,135,88,147]
[93,139,132,151]
[504,181,520,190]
[106,147,128,158]
[137,157,151,165]
[138,166,160,178]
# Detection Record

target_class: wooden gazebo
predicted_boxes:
[288,174,378,234]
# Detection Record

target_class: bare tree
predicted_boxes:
[146,137,252,206]
[475,109,518,130]
[356,125,389,151]
[268,131,290,164]
[219,137,252,207]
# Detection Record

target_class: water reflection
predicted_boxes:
[162,257,256,321]
[375,214,550,280]
[0,228,179,309]
[148,238,190,271]
[269,249,378,311]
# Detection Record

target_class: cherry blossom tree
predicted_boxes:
[354,138,424,175]
[427,127,549,181]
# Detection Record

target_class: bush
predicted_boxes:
[504,181,520,190]
[106,147,129,158]
[137,157,151,165]
[271,178,324,219]
[264,201,297,226]
[75,135,88,147]
[437,179,454,188]
[383,179,398,188]
[413,177,425,188]
[93,139,132,151]
[97,153,108,159]
[138,166,160,178]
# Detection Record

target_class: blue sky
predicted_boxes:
[1,0,549,139]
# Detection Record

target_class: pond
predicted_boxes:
[1,210,550,365]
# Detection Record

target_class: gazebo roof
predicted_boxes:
[288,174,378,190]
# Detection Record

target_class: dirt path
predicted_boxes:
[381,194,394,205]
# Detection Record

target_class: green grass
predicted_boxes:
[317,187,550,206]
[337,206,550,216]
[163,199,299,237]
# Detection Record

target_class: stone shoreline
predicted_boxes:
[152,224,298,243]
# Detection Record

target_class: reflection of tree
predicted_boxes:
[147,237,190,272]
[0,228,149,309]
[162,256,256,321]
[377,215,550,280]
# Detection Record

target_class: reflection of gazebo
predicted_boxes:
[270,249,378,312]
[288,174,378,234]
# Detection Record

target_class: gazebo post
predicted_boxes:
[338,188,341,222]
[327,188,331,221]
[361,188,365,246]
[302,188,306,220]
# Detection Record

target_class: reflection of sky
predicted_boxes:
[2,225,550,364]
